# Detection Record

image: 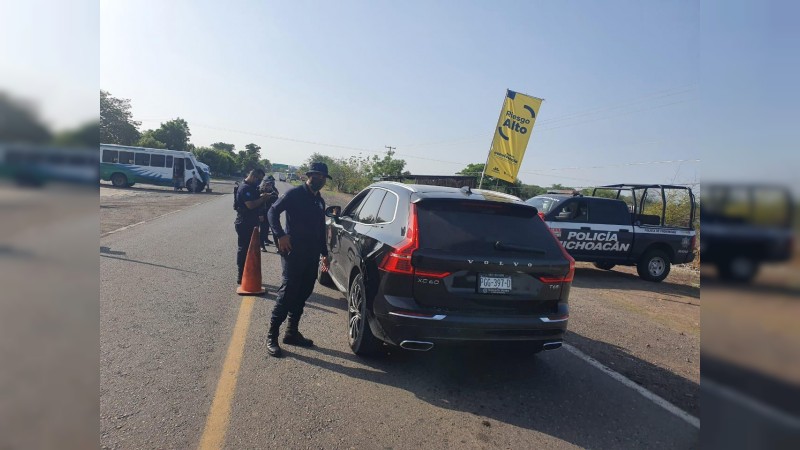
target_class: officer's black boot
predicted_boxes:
[266,324,283,358]
[283,321,314,347]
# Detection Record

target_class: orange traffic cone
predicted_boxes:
[237,226,266,295]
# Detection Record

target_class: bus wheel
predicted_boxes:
[111,173,128,187]
[185,179,195,192]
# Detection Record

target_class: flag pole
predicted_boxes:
[479,89,510,190]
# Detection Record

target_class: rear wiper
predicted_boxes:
[494,241,546,254]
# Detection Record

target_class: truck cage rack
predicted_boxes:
[590,184,696,229]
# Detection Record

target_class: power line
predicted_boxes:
[399,84,695,149]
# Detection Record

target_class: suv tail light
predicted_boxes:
[380,204,419,275]
[541,221,576,284]
[689,235,697,250]
[379,204,451,278]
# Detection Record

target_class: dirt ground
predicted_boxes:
[100,182,702,416]
[100,180,235,235]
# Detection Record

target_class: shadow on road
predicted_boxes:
[573,267,700,300]
[254,287,341,315]
[285,332,698,448]
[101,183,226,196]
[566,331,699,416]
[100,251,202,275]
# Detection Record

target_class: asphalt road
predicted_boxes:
[100,182,699,449]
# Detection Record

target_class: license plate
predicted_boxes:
[478,274,512,294]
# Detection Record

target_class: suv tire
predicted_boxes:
[347,273,381,356]
[593,262,616,271]
[637,249,671,282]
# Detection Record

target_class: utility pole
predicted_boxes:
[385,145,395,154]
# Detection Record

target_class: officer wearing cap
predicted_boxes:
[265,162,331,357]
[234,168,270,284]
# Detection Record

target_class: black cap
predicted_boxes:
[306,162,332,179]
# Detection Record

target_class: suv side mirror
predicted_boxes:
[325,205,342,221]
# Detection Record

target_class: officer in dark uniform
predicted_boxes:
[234,168,270,284]
[265,162,331,357]
[258,175,280,251]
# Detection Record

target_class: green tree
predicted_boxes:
[244,143,261,158]
[259,158,272,173]
[211,142,236,154]
[236,150,261,174]
[100,90,140,145]
[194,147,236,175]
[151,118,191,151]
[366,149,407,179]
[135,130,167,149]
[0,92,52,143]
[303,153,372,194]
[457,163,503,187]
[587,187,620,199]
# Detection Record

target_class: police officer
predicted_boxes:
[234,168,270,284]
[265,162,331,357]
[258,175,280,251]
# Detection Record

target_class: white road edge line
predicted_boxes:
[702,378,800,429]
[101,201,203,237]
[564,343,700,429]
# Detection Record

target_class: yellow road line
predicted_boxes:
[198,296,256,450]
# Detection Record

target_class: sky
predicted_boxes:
[96,0,793,191]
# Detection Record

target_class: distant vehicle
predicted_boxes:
[278,172,287,182]
[288,173,299,182]
[0,144,99,186]
[321,182,573,356]
[99,144,209,191]
[700,183,794,282]
[527,184,697,282]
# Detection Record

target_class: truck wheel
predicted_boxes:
[317,260,335,288]
[637,249,671,282]
[718,256,759,283]
[594,262,616,271]
[111,173,128,187]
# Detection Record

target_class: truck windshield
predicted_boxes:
[525,196,560,214]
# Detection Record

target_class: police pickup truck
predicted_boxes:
[526,184,697,282]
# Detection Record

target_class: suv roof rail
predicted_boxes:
[547,189,582,196]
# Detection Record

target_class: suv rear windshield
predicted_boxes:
[416,200,562,256]
[525,196,561,214]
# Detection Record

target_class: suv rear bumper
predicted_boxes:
[372,296,568,346]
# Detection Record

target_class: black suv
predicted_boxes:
[318,182,574,356]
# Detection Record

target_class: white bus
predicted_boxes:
[99,143,210,191]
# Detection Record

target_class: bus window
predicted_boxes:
[185,158,194,170]
[166,156,173,168]
[102,150,118,163]
[119,151,135,164]
[135,153,150,166]
[150,154,166,167]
